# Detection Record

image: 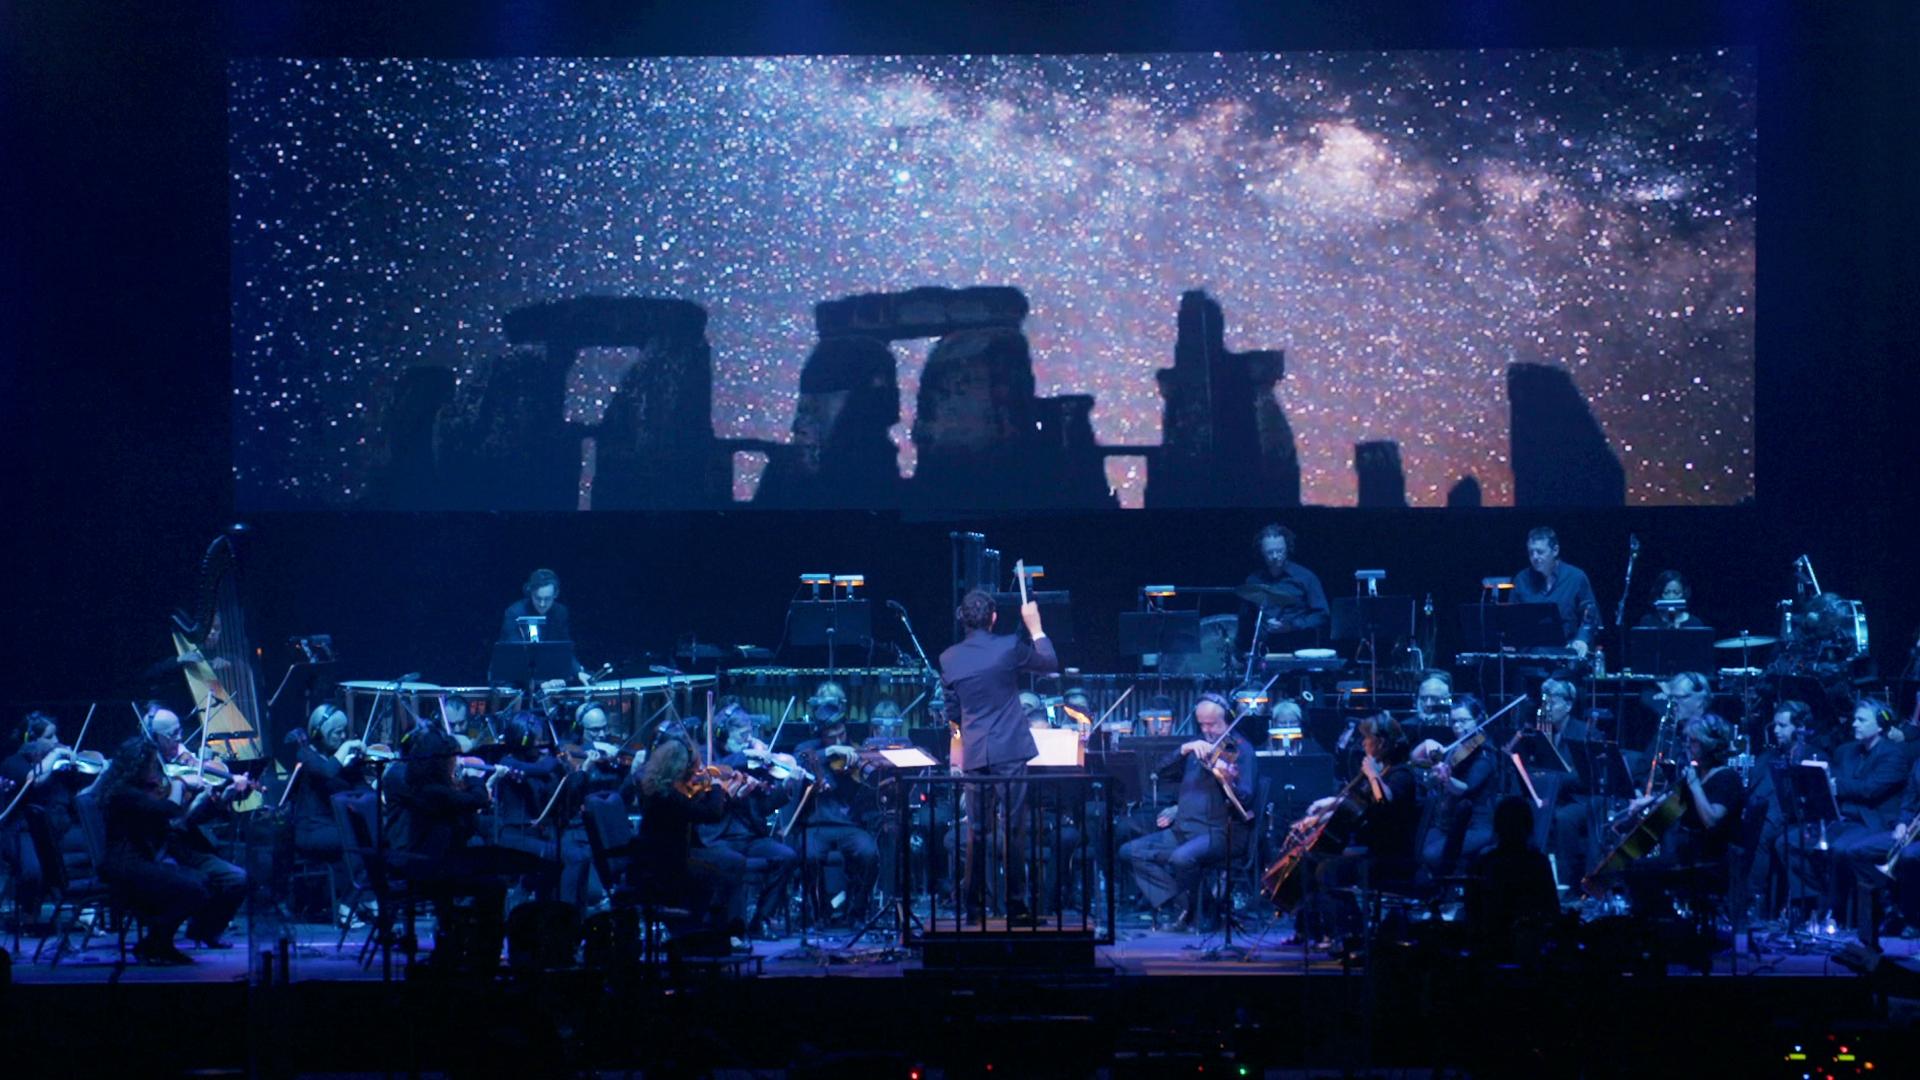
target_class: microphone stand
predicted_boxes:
[891,602,940,707]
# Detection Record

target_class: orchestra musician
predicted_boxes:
[941,589,1058,924]
[1618,715,1743,906]
[1637,571,1713,632]
[1415,671,1454,720]
[1,711,91,927]
[390,728,516,969]
[487,712,565,897]
[708,709,800,939]
[1512,527,1601,659]
[1297,713,1421,943]
[91,735,248,963]
[1415,694,1501,877]
[1842,747,1920,949]
[792,703,880,927]
[1800,699,1907,932]
[632,735,749,949]
[1736,700,1820,926]
[1238,524,1330,654]
[1019,691,1048,729]
[1116,693,1257,931]
[288,704,375,918]
[498,568,590,685]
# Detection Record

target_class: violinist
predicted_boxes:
[633,735,748,949]
[1297,713,1420,942]
[487,712,565,897]
[137,705,252,943]
[1116,694,1257,931]
[1416,694,1501,877]
[792,705,879,928]
[1,711,92,926]
[708,707,800,939]
[563,705,628,796]
[394,729,519,968]
[92,735,247,963]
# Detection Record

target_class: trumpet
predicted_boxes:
[1876,808,1920,879]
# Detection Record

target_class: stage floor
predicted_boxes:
[10,910,1917,985]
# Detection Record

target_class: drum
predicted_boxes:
[1843,599,1869,658]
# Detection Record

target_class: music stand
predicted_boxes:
[789,600,873,671]
[992,590,1075,646]
[1627,627,1717,677]
[1330,595,1415,643]
[1567,739,1633,794]
[1457,602,1564,652]
[1779,762,1843,925]
[1117,611,1200,658]
[1515,731,1573,775]
[489,640,579,693]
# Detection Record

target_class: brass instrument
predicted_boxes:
[1877,808,1920,879]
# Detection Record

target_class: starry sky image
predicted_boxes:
[230,49,1755,510]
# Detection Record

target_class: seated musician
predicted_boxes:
[1116,693,1257,932]
[1636,571,1713,632]
[137,706,252,942]
[1737,700,1819,926]
[566,704,628,796]
[1,711,90,927]
[394,729,520,968]
[632,735,749,947]
[1298,713,1420,942]
[791,705,880,926]
[1512,527,1600,659]
[91,735,247,964]
[1415,694,1500,877]
[1797,699,1907,931]
[439,694,489,753]
[1414,671,1454,721]
[1019,691,1048,729]
[289,704,374,915]
[1238,523,1330,655]
[498,568,590,686]
[869,698,904,737]
[708,708,799,939]
[1538,677,1602,887]
[1615,714,1743,914]
[1843,745,1920,950]
[487,712,565,896]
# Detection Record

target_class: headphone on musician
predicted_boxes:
[1196,691,1234,719]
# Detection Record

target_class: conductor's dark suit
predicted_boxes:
[941,627,1059,917]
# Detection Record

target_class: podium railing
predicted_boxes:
[888,770,1115,944]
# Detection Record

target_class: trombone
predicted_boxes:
[1876,807,1920,879]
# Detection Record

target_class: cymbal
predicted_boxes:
[1234,582,1288,604]
[1713,634,1777,649]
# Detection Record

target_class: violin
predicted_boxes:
[42,746,107,778]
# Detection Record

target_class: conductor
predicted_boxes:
[941,588,1058,923]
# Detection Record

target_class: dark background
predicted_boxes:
[6,2,1916,737]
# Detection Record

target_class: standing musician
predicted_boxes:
[792,703,880,927]
[498,568,590,685]
[1297,713,1421,942]
[1415,694,1501,877]
[941,589,1058,924]
[1116,693,1257,931]
[632,736,749,947]
[1238,524,1330,654]
[92,735,248,963]
[1512,527,1600,659]
[2,711,92,926]
[708,708,800,939]
[1636,571,1713,632]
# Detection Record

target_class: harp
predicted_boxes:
[171,534,268,767]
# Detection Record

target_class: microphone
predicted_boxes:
[886,599,908,616]
[649,664,683,677]
[1423,593,1433,618]
[1629,533,1640,553]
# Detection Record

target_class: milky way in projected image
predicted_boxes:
[230,50,1755,509]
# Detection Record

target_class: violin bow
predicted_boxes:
[766,695,797,758]
[1086,685,1135,735]
[72,703,98,754]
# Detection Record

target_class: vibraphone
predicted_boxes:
[724,667,936,724]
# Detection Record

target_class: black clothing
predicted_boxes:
[291,743,367,856]
[636,782,744,931]
[1422,746,1500,873]
[1833,737,1907,830]
[101,785,245,944]
[1512,562,1601,646]
[939,629,1060,770]
[1159,734,1259,841]
[1669,766,1744,863]
[1238,562,1331,652]
[1635,611,1714,633]
[499,598,575,644]
[400,776,491,860]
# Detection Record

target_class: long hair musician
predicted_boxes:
[1293,712,1420,942]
